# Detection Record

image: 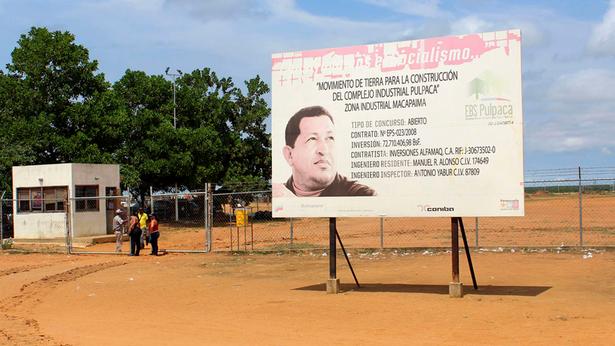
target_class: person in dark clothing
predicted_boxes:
[280,105,375,197]
[148,214,160,256]
[128,211,142,256]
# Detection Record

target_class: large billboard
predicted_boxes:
[272,29,524,218]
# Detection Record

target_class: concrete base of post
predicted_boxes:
[449,282,464,298]
[326,278,341,294]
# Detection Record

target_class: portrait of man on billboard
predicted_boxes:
[276,105,375,197]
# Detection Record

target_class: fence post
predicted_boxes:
[578,167,583,247]
[208,184,213,252]
[228,196,233,250]
[204,183,210,252]
[289,217,294,248]
[65,196,71,254]
[150,186,154,214]
[380,216,384,249]
[475,217,479,247]
[1,191,5,243]
[175,183,179,222]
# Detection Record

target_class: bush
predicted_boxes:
[1,238,13,250]
[252,211,272,221]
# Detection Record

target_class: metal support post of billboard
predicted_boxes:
[335,226,360,289]
[326,218,359,294]
[578,167,583,247]
[450,217,462,297]
[458,218,478,290]
[327,218,339,293]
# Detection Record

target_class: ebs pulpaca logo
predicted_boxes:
[464,70,514,126]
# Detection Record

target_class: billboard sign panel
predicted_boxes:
[272,29,524,217]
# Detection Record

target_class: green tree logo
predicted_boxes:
[468,78,486,100]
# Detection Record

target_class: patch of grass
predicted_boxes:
[1,238,13,250]
[256,242,323,252]
[589,227,615,235]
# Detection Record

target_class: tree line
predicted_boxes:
[0,27,271,202]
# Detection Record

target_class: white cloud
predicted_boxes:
[527,113,615,153]
[165,0,269,21]
[85,0,164,12]
[449,15,547,47]
[548,69,615,102]
[527,69,615,153]
[450,16,491,35]
[509,20,546,47]
[360,0,443,18]
[588,0,615,55]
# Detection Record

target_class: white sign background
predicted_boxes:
[272,29,524,218]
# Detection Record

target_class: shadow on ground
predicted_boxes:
[294,283,551,296]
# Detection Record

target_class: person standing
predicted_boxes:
[128,211,142,256]
[148,214,160,256]
[112,209,127,253]
[137,207,148,249]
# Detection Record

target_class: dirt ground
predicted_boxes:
[1,249,614,345]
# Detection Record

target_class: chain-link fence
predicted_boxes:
[208,179,615,251]
[147,191,209,253]
[67,195,131,254]
[1,197,14,249]
[2,172,614,253]
[1,197,69,253]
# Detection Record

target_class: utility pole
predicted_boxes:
[165,67,181,221]
[165,67,180,129]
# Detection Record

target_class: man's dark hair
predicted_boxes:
[285,105,334,148]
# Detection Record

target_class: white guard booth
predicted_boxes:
[12,163,120,239]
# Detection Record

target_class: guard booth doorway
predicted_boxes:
[105,187,119,234]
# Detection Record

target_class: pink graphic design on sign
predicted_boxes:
[272,30,521,86]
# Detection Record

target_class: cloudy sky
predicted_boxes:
[1,0,614,172]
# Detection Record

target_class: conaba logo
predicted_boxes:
[418,204,455,212]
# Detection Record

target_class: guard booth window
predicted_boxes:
[75,185,99,212]
[16,186,67,213]
[44,187,67,211]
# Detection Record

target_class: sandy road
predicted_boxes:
[0,250,614,345]
[0,254,126,345]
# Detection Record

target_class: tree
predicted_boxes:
[0,27,129,193]
[112,68,271,202]
[1,27,272,200]
[174,69,271,190]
